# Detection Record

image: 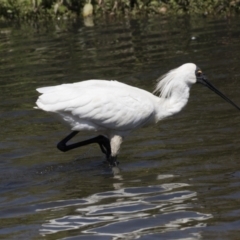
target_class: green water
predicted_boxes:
[0,17,240,239]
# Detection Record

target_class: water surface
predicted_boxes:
[0,16,240,239]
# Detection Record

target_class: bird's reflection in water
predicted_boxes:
[38,172,212,239]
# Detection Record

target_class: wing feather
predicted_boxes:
[36,80,156,131]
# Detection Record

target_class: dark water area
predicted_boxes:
[0,16,240,239]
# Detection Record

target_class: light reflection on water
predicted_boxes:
[39,173,212,238]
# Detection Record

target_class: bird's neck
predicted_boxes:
[156,85,190,121]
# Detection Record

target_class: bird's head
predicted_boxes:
[155,63,240,111]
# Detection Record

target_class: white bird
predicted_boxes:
[35,63,240,166]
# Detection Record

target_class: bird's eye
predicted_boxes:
[197,70,202,77]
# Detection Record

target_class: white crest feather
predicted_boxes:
[153,63,197,98]
[153,67,178,98]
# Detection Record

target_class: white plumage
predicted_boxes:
[36,80,156,131]
[35,63,239,166]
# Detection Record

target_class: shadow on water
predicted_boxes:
[0,16,240,239]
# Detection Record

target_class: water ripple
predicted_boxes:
[39,178,212,238]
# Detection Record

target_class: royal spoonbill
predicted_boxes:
[35,63,240,166]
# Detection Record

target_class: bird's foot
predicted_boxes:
[107,156,119,167]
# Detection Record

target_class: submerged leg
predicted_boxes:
[108,156,118,167]
[57,131,111,159]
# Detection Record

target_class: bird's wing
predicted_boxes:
[36,80,156,131]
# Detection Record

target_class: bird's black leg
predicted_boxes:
[97,139,119,166]
[108,156,119,167]
[97,137,111,159]
[57,131,111,159]
[57,131,79,151]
